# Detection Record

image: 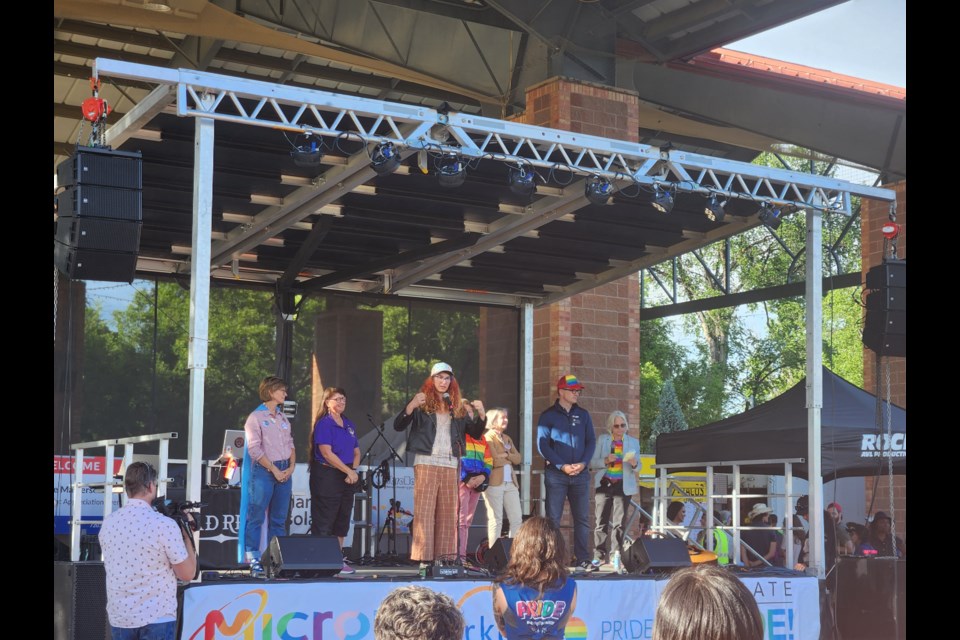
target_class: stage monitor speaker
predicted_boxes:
[835,557,906,640]
[263,535,342,578]
[57,146,143,190]
[622,537,691,574]
[54,562,110,640]
[54,241,138,283]
[486,537,513,573]
[863,259,906,357]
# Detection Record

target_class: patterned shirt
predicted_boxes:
[605,440,624,483]
[98,498,188,628]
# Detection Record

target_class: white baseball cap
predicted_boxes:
[430,362,453,377]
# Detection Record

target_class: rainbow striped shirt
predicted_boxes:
[606,440,624,482]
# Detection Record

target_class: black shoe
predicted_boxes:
[577,560,598,573]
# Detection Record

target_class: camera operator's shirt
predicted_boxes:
[99,498,188,629]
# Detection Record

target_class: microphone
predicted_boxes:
[442,392,453,411]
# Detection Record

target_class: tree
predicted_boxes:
[647,380,688,453]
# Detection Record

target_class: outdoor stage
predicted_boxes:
[180,566,819,640]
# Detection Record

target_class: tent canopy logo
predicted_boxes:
[860,433,905,458]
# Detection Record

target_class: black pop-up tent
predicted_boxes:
[655,367,906,479]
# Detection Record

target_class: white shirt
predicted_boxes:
[98,498,188,628]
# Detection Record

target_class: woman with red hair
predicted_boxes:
[394,362,486,567]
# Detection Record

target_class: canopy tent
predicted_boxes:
[655,367,906,480]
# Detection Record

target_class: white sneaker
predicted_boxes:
[339,562,356,575]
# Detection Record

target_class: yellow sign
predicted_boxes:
[637,454,707,501]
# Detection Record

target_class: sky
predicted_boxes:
[728,0,906,88]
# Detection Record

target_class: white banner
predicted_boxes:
[180,575,818,640]
[54,455,122,535]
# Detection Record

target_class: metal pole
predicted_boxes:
[520,301,534,515]
[187,105,215,516]
[71,447,84,561]
[805,206,825,578]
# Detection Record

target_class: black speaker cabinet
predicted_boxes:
[263,535,342,578]
[863,260,906,357]
[622,537,691,574]
[54,562,110,640]
[486,537,513,573]
[835,557,906,640]
[55,216,142,252]
[54,241,138,283]
[57,184,143,222]
[57,146,143,190]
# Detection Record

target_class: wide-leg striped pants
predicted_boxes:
[411,464,458,562]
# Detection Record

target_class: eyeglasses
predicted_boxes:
[562,388,582,395]
[331,396,346,403]
[433,375,452,382]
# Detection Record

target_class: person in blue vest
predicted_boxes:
[493,516,577,640]
[537,374,597,571]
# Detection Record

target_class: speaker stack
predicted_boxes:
[862,259,906,357]
[55,146,143,283]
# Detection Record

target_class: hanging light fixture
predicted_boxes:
[290,132,324,168]
[704,195,726,222]
[651,184,674,213]
[758,202,782,230]
[584,175,613,206]
[370,142,401,176]
[508,164,536,197]
[437,154,466,188]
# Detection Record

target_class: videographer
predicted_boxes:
[98,462,197,640]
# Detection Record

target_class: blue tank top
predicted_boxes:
[498,577,576,640]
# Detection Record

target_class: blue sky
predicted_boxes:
[729,0,906,88]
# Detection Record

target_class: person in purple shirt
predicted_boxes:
[309,386,360,574]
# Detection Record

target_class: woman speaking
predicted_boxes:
[394,362,486,568]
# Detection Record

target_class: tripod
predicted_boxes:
[363,414,405,564]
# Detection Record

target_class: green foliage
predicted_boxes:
[647,380,688,452]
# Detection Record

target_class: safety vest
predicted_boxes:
[699,529,731,565]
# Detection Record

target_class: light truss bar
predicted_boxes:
[94,59,896,219]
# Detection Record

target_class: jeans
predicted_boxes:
[544,467,592,563]
[110,622,176,640]
[245,459,293,559]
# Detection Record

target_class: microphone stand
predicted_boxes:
[365,414,404,564]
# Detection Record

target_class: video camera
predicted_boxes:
[152,498,205,534]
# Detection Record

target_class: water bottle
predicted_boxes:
[612,550,622,574]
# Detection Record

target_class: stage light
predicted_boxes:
[704,195,726,222]
[290,133,324,169]
[437,154,466,188]
[651,185,674,213]
[758,202,782,230]
[508,165,536,197]
[370,142,401,176]
[584,176,613,206]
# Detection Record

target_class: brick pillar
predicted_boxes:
[861,180,906,541]
[511,78,643,556]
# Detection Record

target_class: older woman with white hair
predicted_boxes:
[589,410,640,569]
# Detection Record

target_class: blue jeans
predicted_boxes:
[544,467,592,563]
[110,622,176,640]
[245,459,293,559]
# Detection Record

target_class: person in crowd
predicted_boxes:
[665,501,689,541]
[698,509,733,566]
[492,516,578,640]
[767,513,785,567]
[795,509,838,572]
[374,585,465,640]
[845,523,877,556]
[99,462,196,640]
[309,386,360,575]
[827,502,854,555]
[482,408,523,548]
[458,430,492,561]
[394,362,486,567]
[652,564,764,640]
[239,376,296,567]
[868,511,905,558]
[740,503,777,568]
[589,410,641,569]
[537,374,596,571]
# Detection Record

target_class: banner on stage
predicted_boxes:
[180,575,818,640]
[53,455,122,535]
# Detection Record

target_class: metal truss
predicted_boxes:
[94,59,896,215]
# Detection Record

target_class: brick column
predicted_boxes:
[861,180,906,541]
[510,78,643,555]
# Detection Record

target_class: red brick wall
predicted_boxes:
[508,78,643,557]
[861,180,906,541]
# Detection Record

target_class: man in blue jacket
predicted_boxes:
[537,374,597,571]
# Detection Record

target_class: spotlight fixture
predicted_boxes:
[437,154,466,188]
[704,195,726,222]
[370,142,401,176]
[758,202,782,230]
[508,165,536,197]
[584,176,613,206]
[651,185,674,213]
[290,133,324,169]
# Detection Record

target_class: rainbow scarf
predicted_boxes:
[460,433,493,482]
[606,439,623,482]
